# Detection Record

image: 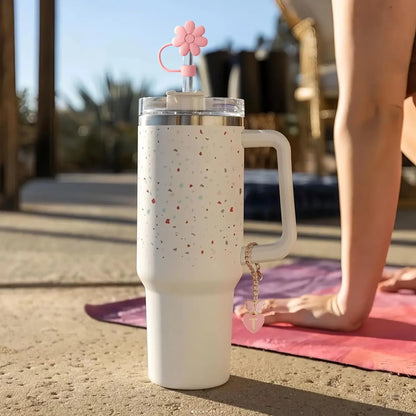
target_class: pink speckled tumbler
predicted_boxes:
[137,91,296,389]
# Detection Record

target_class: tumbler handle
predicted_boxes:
[241,130,297,264]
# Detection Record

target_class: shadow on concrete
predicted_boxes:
[0,225,135,245]
[244,225,416,247]
[244,225,341,242]
[20,178,137,207]
[182,375,414,415]
[298,211,416,232]
[21,208,136,225]
[0,281,139,289]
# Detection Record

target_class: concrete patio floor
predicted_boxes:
[1,174,416,416]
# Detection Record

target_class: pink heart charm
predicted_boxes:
[242,313,265,334]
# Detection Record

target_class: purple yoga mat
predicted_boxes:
[85,258,416,376]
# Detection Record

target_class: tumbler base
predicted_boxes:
[145,289,234,389]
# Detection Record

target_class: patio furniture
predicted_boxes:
[275,0,338,174]
[198,49,296,170]
[197,50,233,97]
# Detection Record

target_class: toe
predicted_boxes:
[379,278,399,292]
[380,270,395,281]
[379,275,416,292]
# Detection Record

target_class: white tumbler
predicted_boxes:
[137,91,296,389]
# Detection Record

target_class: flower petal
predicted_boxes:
[185,20,195,34]
[194,36,208,47]
[189,43,200,56]
[172,36,185,47]
[193,25,205,37]
[179,42,190,56]
[174,25,186,37]
[172,25,186,46]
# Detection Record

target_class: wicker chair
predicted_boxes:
[275,0,338,174]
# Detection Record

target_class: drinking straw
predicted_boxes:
[158,21,208,93]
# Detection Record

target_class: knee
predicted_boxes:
[335,98,404,146]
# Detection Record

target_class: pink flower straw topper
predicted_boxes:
[158,20,208,91]
[172,21,208,57]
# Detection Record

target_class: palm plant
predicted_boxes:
[59,73,151,172]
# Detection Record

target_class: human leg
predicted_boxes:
[236,0,416,330]
[333,0,416,327]
[400,95,416,165]
[379,94,416,292]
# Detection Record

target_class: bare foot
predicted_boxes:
[379,267,416,292]
[235,293,361,331]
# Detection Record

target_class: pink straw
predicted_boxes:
[158,21,208,92]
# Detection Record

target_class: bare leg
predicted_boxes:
[236,1,416,330]
[401,95,416,165]
[379,94,416,292]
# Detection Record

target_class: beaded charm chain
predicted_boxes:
[242,242,265,333]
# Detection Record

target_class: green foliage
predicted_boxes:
[58,73,151,172]
[17,89,34,124]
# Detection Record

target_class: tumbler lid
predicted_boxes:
[139,93,244,117]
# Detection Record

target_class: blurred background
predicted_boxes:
[13,0,290,176]
[2,0,415,215]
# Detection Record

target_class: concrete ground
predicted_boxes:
[1,173,416,416]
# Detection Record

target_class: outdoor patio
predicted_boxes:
[1,174,415,415]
